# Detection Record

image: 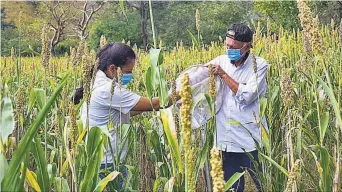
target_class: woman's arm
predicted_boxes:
[132,94,180,112]
[130,111,144,116]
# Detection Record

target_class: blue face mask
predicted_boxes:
[122,73,133,85]
[226,44,248,62]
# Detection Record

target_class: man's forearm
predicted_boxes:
[221,74,239,94]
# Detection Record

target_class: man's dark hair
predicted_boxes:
[226,23,253,43]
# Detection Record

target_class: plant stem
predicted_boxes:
[149,0,157,48]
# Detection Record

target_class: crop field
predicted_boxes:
[1,0,342,192]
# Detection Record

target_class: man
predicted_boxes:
[208,23,269,192]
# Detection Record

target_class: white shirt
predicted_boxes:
[81,70,141,163]
[208,53,269,152]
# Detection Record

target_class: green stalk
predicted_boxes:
[44,68,47,159]
[149,0,157,48]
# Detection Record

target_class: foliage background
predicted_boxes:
[2,1,342,56]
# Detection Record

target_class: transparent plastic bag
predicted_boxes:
[169,64,225,129]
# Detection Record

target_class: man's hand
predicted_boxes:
[212,65,239,94]
[212,65,227,78]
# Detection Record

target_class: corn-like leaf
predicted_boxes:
[149,48,162,90]
[0,86,14,141]
[21,167,41,192]
[158,69,169,107]
[259,152,288,176]
[153,177,168,192]
[194,129,211,183]
[17,153,30,192]
[0,153,8,184]
[28,88,46,114]
[149,48,164,67]
[163,177,175,192]
[61,128,88,176]
[1,74,69,191]
[160,109,183,175]
[319,146,331,192]
[79,126,104,192]
[47,164,57,181]
[224,171,245,191]
[54,177,70,192]
[187,29,200,49]
[319,112,329,145]
[317,74,342,133]
[31,137,50,192]
[93,171,121,192]
[145,67,153,101]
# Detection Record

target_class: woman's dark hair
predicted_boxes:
[73,42,136,104]
[97,42,136,71]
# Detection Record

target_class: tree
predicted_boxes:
[1,7,15,30]
[72,1,104,40]
[155,1,251,47]
[253,1,301,32]
[88,5,141,49]
[42,1,75,55]
[125,1,149,48]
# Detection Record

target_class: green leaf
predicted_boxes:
[27,88,46,115]
[79,126,104,192]
[18,152,30,192]
[319,112,329,145]
[317,73,342,133]
[194,130,211,182]
[54,177,70,192]
[1,74,69,191]
[23,167,41,192]
[0,90,14,141]
[93,171,121,192]
[149,48,162,89]
[149,48,164,66]
[224,171,245,191]
[158,69,169,107]
[259,98,267,120]
[204,93,214,115]
[47,164,57,181]
[160,109,183,175]
[187,29,199,49]
[319,146,331,192]
[31,137,50,192]
[34,88,46,110]
[0,153,8,183]
[21,45,41,56]
[259,152,288,176]
[163,177,175,192]
[153,177,168,192]
[145,67,153,101]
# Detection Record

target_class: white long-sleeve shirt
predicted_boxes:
[208,53,269,152]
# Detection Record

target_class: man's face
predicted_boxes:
[225,37,250,55]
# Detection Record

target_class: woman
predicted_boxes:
[76,42,177,189]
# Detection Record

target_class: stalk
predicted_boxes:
[149,0,157,48]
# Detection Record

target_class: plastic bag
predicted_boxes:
[169,64,225,129]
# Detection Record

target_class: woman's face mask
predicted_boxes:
[122,73,133,85]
